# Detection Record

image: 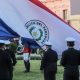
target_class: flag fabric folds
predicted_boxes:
[21,37,40,48]
[0,19,19,40]
[0,0,80,55]
[0,0,39,47]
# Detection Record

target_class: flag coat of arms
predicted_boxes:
[0,0,80,56]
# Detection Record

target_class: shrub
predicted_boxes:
[16,55,23,60]
[16,54,41,60]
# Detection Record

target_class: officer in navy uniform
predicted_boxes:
[60,37,80,80]
[5,42,17,80]
[0,41,13,80]
[40,42,58,80]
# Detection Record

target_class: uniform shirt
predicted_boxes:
[61,48,80,68]
[23,47,31,53]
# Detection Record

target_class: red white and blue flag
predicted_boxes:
[0,0,80,55]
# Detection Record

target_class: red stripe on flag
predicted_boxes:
[29,0,80,33]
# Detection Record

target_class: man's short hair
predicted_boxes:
[0,43,5,47]
[67,42,74,47]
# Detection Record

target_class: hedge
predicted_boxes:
[16,54,41,60]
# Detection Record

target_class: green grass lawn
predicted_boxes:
[13,60,64,80]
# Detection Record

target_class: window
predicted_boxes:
[63,9,67,20]
[68,20,71,25]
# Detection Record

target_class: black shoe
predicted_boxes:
[24,70,27,73]
[27,71,30,72]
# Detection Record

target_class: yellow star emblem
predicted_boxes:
[33,31,38,37]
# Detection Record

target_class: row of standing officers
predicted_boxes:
[40,37,80,80]
[0,37,80,80]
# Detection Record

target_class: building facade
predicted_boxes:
[39,0,80,32]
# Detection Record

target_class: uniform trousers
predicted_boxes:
[63,68,79,80]
[44,70,56,80]
[24,60,30,72]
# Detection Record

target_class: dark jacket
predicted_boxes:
[40,48,58,73]
[5,49,17,66]
[0,49,13,80]
[61,48,80,67]
[60,48,80,77]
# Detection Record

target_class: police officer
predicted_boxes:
[0,41,13,80]
[5,42,17,66]
[40,42,58,80]
[5,41,17,80]
[60,37,80,80]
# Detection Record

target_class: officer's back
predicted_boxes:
[61,48,80,68]
[60,37,80,80]
[40,42,58,80]
[43,49,58,71]
[0,43,12,80]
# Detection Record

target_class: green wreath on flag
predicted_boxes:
[36,29,43,41]
[29,27,43,41]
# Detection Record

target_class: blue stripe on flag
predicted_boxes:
[21,37,40,48]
